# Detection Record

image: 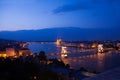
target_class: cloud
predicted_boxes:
[53,3,92,14]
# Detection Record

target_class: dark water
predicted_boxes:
[28,43,120,72]
[28,43,57,54]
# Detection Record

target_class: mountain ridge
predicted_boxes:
[0,27,119,41]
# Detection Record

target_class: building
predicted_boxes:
[6,48,16,57]
[55,39,62,46]
[19,48,31,56]
[0,47,16,58]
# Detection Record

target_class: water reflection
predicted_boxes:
[97,53,106,72]
[28,43,120,73]
[62,52,120,72]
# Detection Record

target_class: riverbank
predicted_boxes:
[83,67,120,80]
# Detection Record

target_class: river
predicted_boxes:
[28,43,120,72]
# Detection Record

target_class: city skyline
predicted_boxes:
[0,0,120,31]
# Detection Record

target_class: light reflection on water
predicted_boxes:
[62,51,120,72]
[28,43,120,72]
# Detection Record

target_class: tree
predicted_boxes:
[38,51,47,61]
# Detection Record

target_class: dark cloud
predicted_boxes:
[53,3,92,14]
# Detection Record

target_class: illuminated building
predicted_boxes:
[6,48,15,57]
[0,51,7,58]
[55,39,62,46]
[19,48,31,56]
[0,47,16,57]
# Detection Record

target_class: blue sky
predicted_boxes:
[0,0,120,31]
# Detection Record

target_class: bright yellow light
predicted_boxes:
[14,55,18,58]
[0,53,7,58]
[33,76,37,80]
[19,51,23,56]
[61,54,67,57]
[92,44,97,48]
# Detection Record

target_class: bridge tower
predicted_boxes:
[61,46,68,58]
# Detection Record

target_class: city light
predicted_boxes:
[55,39,62,46]
[98,44,104,53]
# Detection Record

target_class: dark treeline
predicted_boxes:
[0,51,72,80]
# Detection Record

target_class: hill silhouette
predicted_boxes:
[0,27,119,41]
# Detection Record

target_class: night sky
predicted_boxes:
[0,0,120,31]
